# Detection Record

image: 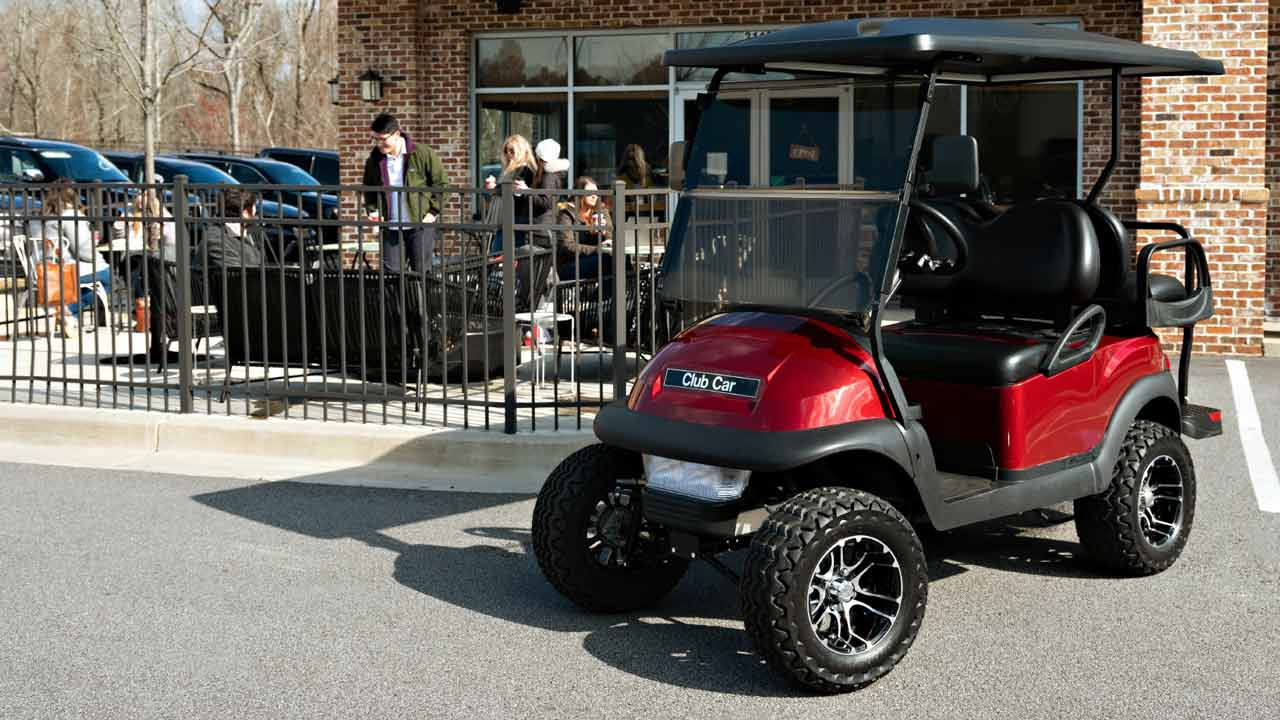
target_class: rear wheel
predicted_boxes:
[1075,420,1196,575]
[532,444,688,612]
[741,487,928,693]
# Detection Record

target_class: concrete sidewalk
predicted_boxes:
[0,403,592,493]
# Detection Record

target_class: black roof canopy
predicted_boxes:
[663,18,1224,83]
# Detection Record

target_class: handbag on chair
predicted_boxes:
[35,237,78,307]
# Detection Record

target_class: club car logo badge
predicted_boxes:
[663,368,760,399]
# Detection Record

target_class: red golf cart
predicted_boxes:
[532,18,1225,693]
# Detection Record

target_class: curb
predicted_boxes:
[0,403,594,493]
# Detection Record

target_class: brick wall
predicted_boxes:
[335,0,423,209]
[1138,0,1271,355]
[1268,0,1280,319]
[337,0,1143,217]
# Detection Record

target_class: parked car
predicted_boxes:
[175,153,338,221]
[0,136,131,239]
[258,147,339,186]
[103,151,313,260]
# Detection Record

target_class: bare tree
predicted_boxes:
[5,0,46,137]
[94,0,214,183]
[289,0,318,140]
[1,0,336,157]
[196,0,274,153]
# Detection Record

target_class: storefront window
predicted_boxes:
[574,92,669,186]
[477,94,568,184]
[476,37,569,88]
[853,82,962,191]
[967,83,1078,203]
[675,30,783,82]
[471,23,1081,205]
[574,34,669,86]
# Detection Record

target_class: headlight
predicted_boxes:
[643,455,750,502]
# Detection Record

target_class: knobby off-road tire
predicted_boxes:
[1075,420,1196,575]
[532,444,688,613]
[741,487,928,694]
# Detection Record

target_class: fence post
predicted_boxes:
[612,181,627,400]
[501,179,517,434]
[173,174,194,413]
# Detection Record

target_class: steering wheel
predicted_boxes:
[902,199,969,274]
[807,270,875,310]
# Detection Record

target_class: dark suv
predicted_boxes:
[103,151,313,259]
[258,147,339,186]
[0,136,132,246]
[175,153,338,221]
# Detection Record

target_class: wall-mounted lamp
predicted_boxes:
[327,76,341,105]
[359,69,383,103]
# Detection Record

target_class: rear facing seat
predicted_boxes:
[1076,202,1187,321]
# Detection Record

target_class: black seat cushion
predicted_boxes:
[883,321,1058,386]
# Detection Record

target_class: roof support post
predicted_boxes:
[869,68,941,424]
[1086,68,1122,205]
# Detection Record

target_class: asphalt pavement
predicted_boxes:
[2,357,1278,719]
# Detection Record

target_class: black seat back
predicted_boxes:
[1077,202,1129,298]
[956,200,1100,320]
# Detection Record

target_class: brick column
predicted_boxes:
[336,0,423,189]
[1267,0,1280,320]
[1138,0,1271,355]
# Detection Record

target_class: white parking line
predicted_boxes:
[1225,359,1280,513]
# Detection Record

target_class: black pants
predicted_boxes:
[381,227,435,272]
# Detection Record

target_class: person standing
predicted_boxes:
[363,113,450,272]
[531,138,570,249]
[483,134,538,251]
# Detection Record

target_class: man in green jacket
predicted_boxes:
[362,113,450,272]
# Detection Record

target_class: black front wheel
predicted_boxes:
[742,487,928,693]
[532,444,688,613]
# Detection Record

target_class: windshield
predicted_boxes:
[37,147,128,182]
[260,162,319,186]
[661,78,928,315]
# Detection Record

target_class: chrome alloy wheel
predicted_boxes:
[807,535,903,656]
[1138,454,1185,549]
[585,488,646,568]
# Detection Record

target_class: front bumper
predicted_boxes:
[643,487,769,538]
[593,402,914,474]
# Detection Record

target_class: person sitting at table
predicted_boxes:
[194,187,264,269]
[555,176,613,281]
[28,182,111,335]
[116,190,176,258]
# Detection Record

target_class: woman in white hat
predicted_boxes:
[530,138,570,249]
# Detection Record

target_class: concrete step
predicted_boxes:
[1266,336,1280,358]
[1265,319,1280,335]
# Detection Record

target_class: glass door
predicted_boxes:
[762,86,851,188]
[673,86,759,185]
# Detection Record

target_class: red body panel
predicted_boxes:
[628,312,888,431]
[898,334,1166,470]
[629,310,1166,473]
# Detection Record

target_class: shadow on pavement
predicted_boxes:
[192,481,1112,697]
[923,509,1115,580]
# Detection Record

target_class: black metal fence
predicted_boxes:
[0,178,672,432]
